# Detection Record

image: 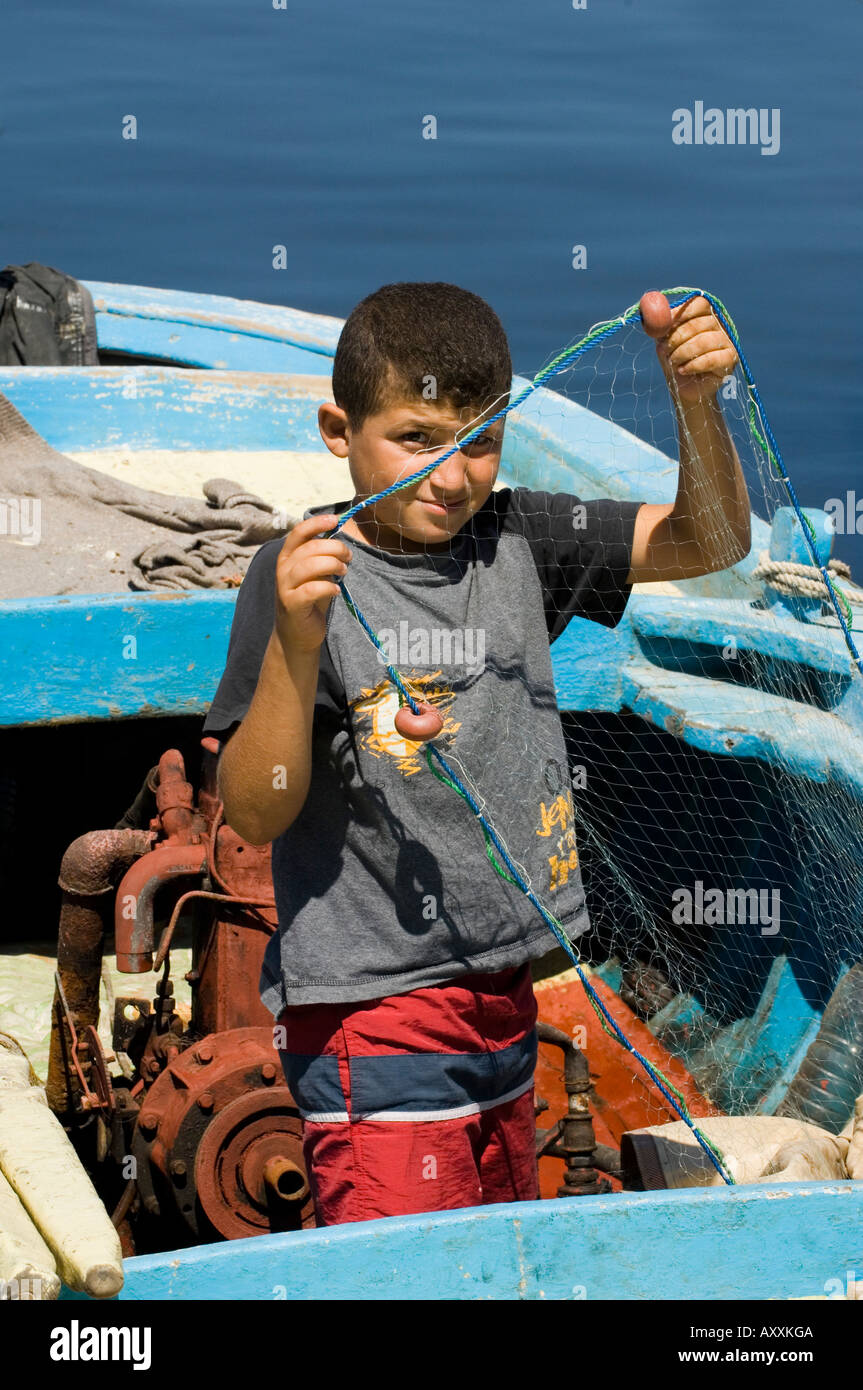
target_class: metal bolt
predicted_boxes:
[196,1042,213,1064]
[197,1091,214,1113]
[169,1160,187,1179]
[139,1113,157,1135]
[261,1062,277,1084]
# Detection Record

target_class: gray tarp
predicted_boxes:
[0,391,296,597]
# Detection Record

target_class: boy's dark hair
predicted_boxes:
[331,282,512,429]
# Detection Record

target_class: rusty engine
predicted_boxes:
[46,741,314,1254]
[46,740,617,1254]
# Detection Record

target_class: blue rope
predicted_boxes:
[337,577,734,1182]
[423,746,728,1156]
[320,287,861,1187]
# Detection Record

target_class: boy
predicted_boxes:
[203,281,749,1225]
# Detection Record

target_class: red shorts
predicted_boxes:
[275,964,539,1226]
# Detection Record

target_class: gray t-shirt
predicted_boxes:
[203,487,641,1012]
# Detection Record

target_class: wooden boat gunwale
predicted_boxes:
[58,1181,863,1302]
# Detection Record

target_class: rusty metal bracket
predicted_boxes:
[53,971,113,1117]
[82,1024,116,1117]
[113,996,152,1054]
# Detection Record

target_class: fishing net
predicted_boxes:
[326,288,863,1184]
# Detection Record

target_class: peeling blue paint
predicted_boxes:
[58,1182,863,1301]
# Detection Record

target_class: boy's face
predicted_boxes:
[317,395,504,553]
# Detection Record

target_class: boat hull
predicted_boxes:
[58,1182,863,1301]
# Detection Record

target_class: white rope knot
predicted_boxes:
[752,550,860,602]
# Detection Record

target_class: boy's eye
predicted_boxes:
[460,434,497,454]
[398,429,500,454]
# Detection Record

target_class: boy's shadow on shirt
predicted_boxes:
[307,729,478,957]
[345,750,469,948]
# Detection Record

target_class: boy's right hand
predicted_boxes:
[273,514,352,654]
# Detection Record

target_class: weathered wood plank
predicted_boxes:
[0,591,236,725]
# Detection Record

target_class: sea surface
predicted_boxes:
[2,0,861,565]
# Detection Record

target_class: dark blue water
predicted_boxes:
[3,0,861,566]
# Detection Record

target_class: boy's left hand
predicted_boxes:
[640,292,738,403]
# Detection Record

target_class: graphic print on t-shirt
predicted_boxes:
[349,663,580,899]
[536,786,580,893]
[348,669,460,777]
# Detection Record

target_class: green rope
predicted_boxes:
[424,747,520,886]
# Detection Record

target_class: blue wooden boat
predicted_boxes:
[59,1182,861,1301]
[2,282,862,1300]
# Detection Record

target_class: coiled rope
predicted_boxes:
[753,552,861,610]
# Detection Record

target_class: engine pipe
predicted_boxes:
[114,750,209,971]
[153,750,197,843]
[113,844,208,973]
[262,1156,311,1233]
[46,829,155,1115]
[536,1021,616,1196]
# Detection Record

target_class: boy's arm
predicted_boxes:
[217,634,320,846]
[217,512,351,845]
[626,293,752,585]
